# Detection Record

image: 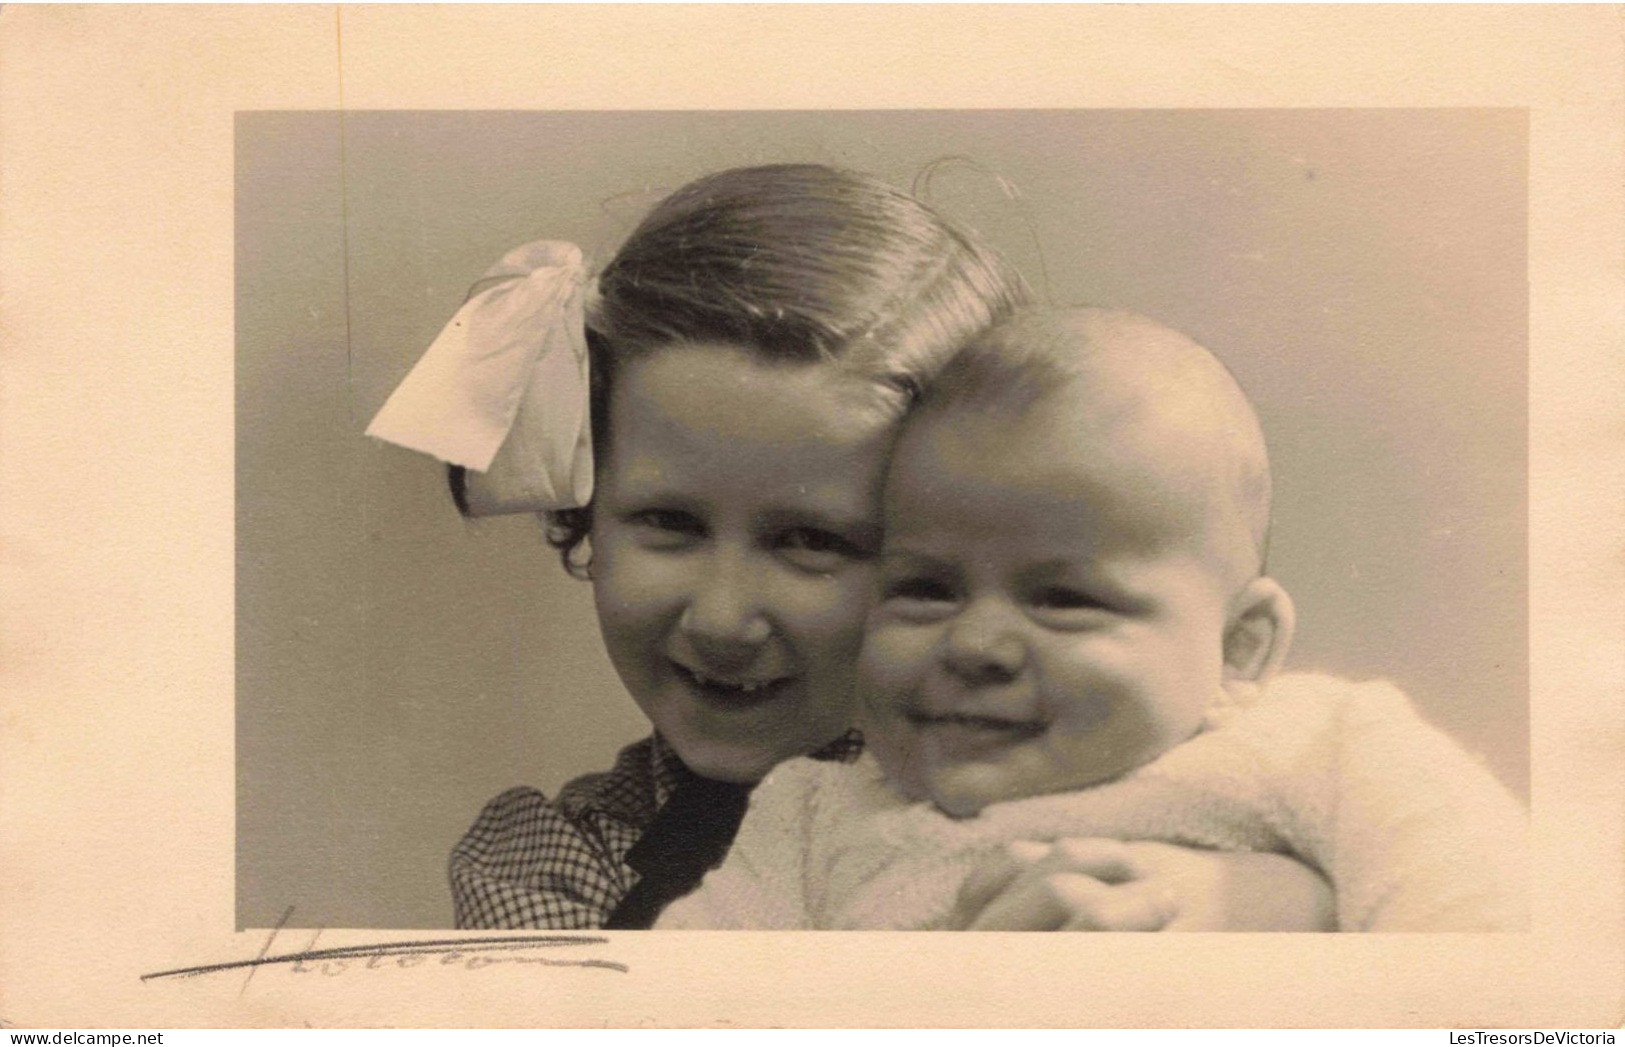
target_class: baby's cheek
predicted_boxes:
[857,625,931,700]
[862,719,929,804]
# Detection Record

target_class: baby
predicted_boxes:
[657,308,1527,931]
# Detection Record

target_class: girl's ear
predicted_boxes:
[1222,576,1296,686]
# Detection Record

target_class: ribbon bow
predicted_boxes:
[366,240,594,515]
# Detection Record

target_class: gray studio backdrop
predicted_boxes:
[237,110,1527,929]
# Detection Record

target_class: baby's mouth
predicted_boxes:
[905,710,1047,756]
[907,711,1046,737]
[672,662,793,708]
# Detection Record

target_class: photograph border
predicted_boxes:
[2,5,1619,1029]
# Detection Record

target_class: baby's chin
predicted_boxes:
[871,735,1120,817]
[915,764,1031,820]
[915,760,1126,820]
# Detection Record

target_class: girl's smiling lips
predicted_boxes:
[670,659,796,709]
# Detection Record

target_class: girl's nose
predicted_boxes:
[941,599,1027,684]
[678,556,772,666]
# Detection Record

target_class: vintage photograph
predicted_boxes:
[237,109,1528,932]
[6,6,1618,1030]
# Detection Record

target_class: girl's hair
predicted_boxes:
[465,163,1031,574]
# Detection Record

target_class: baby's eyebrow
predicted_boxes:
[876,548,950,572]
[1022,558,1152,607]
[1025,556,1088,574]
[766,507,880,542]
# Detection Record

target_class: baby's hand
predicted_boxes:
[945,839,1178,931]
[945,839,1335,932]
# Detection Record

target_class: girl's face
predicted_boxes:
[589,342,900,783]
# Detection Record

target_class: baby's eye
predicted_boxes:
[1030,586,1102,610]
[777,528,868,573]
[1028,585,1115,628]
[883,577,956,604]
[877,575,958,623]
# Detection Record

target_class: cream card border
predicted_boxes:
[1,5,1619,1029]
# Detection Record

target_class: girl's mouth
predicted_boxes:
[672,662,792,709]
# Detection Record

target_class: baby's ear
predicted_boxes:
[1222,576,1296,687]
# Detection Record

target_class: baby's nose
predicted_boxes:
[941,602,1027,683]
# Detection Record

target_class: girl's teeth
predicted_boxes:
[691,670,770,693]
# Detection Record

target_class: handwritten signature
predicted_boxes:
[141,910,627,985]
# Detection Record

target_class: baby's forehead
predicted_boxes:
[1043,312,1227,408]
[951,311,1242,462]
[909,307,1272,573]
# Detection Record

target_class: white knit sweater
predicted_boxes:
[657,673,1527,931]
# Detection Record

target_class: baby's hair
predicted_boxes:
[527,163,1031,575]
[922,307,1274,580]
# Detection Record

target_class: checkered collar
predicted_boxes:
[644,728,865,809]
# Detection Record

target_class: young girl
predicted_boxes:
[369,164,1335,931]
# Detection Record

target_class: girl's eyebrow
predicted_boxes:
[604,481,706,512]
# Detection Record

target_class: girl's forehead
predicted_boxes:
[599,342,902,525]
[614,341,903,447]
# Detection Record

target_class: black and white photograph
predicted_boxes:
[3,5,1620,1031]
[238,109,1530,934]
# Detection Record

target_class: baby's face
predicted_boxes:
[860,389,1239,817]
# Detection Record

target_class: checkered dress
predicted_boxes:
[449,731,864,929]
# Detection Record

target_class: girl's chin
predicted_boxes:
[649,695,850,782]
[666,737,786,783]
[664,715,851,782]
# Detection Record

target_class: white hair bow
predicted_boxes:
[366,240,594,516]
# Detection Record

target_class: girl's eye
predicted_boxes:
[628,509,705,546]
[778,528,866,573]
[636,509,703,534]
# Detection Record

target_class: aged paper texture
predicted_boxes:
[2,4,1620,1029]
